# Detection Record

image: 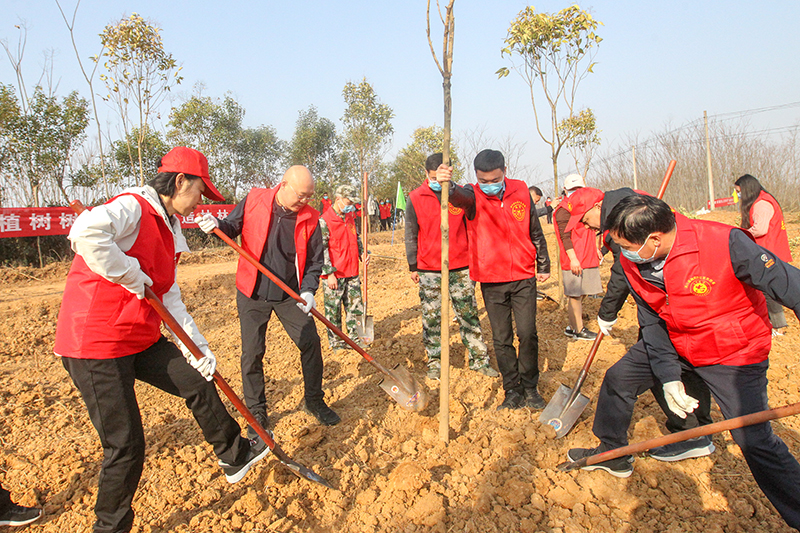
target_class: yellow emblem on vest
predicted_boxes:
[448,204,463,216]
[781,220,786,231]
[510,201,526,221]
[684,275,715,296]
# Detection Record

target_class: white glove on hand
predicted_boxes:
[187,345,217,381]
[198,214,219,234]
[597,316,617,336]
[663,381,699,419]
[121,269,153,300]
[297,291,316,316]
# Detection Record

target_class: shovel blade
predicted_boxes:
[378,364,429,412]
[539,384,591,439]
[279,458,335,489]
[356,315,375,344]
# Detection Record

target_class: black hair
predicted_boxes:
[528,185,543,196]
[473,149,505,173]
[605,195,676,244]
[148,169,202,198]
[425,152,443,172]
[734,174,776,228]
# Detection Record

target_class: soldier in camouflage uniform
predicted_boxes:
[320,184,368,351]
[406,153,497,380]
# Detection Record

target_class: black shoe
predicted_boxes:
[246,411,270,440]
[0,504,42,526]
[497,389,524,411]
[524,388,546,410]
[305,399,341,426]
[219,436,271,483]
[566,446,633,478]
[648,436,716,462]
[564,326,577,338]
[572,327,597,341]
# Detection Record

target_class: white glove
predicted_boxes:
[187,345,217,381]
[597,316,617,336]
[120,269,153,300]
[297,291,316,316]
[198,214,219,234]
[663,381,699,419]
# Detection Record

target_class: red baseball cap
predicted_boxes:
[158,146,225,202]
[564,187,605,232]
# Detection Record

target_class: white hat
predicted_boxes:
[564,173,585,190]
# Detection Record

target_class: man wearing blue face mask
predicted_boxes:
[437,149,551,410]
[567,195,800,531]
[405,153,495,380]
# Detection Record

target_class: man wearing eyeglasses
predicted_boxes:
[198,166,341,429]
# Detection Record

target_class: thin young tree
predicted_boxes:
[427,0,455,443]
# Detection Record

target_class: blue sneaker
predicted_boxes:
[648,436,715,462]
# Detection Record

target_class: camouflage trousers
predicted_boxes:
[418,269,489,369]
[323,275,365,348]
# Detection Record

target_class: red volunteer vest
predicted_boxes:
[320,198,331,212]
[409,183,470,271]
[750,191,792,263]
[236,187,320,297]
[54,194,177,359]
[465,179,538,283]
[321,206,360,278]
[622,215,771,367]
[553,195,600,269]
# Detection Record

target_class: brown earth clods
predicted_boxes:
[1,210,799,532]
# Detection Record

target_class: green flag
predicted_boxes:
[395,182,406,210]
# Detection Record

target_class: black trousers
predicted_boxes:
[63,337,248,533]
[480,277,540,392]
[0,485,12,514]
[237,291,324,416]
[593,341,800,530]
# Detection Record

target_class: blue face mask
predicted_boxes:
[621,234,658,263]
[342,204,356,213]
[479,179,505,196]
[429,178,442,192]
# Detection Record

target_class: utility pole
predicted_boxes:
[704,110,715,210]
[631,146,638,190]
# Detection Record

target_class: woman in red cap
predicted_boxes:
[54,147,268,533]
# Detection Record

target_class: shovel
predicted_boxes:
[557,399,800,473]
[210,226,429,413]
[540,332,604,437]
[69,200,332,489]
[359,172,375,344]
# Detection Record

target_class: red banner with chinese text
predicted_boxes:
[706,197,736,209]
[0,205,237,238]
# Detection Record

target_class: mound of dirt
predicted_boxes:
[0,212,798,532]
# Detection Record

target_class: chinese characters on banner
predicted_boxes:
[0,205,237,238]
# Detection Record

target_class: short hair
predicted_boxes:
[425,153,443,172]
[473,149,505,173]
[528,185,543,197]
[605,195,676,244]
[147,165,202,198]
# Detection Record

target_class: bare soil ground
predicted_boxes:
[1,210,799,532]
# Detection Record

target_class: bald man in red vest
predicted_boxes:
[199,166,339,429]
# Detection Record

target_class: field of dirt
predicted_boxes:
[1,210,799,532]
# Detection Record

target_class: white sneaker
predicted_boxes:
[772,328,784,337]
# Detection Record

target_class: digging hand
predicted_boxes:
[119,260,153,300]
[597,316,617,336]
[663,381,699,419]
[297,291,316,316]
[198,214,219,234]
[187,345,217,381]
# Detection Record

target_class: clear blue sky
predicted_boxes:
[3,0,800,190]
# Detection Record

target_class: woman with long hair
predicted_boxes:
[734,174,793,335]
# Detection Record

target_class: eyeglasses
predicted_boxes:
[286,182,314,202]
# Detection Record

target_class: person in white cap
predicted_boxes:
[55,147,269,533]
[552,173,601,340]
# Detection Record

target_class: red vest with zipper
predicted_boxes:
[410,183,470,271]
[236,187,320,297]
[321,206,359,278]
[621,214,771,367]
[553,195,600,269]
[750,191,792,263]
[54,194,176,359]
[465,179,538,283]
